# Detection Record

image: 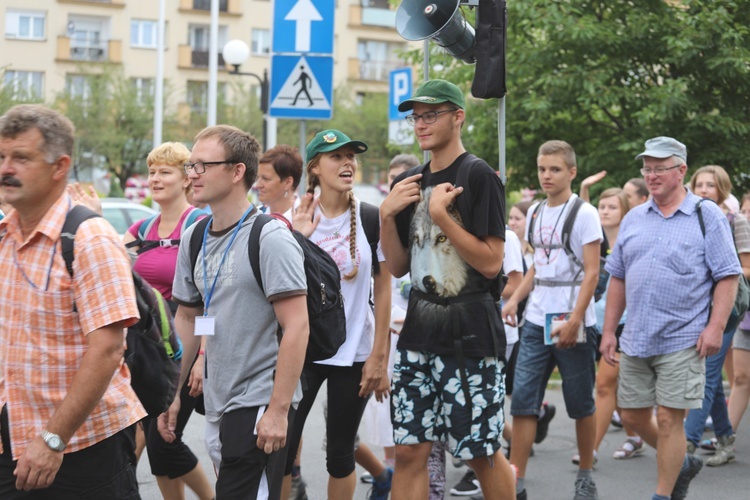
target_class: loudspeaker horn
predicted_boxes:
[396,0,476,64]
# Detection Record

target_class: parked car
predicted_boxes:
[101,198,157,236]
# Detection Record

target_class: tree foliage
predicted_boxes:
[54,69,161,191]
[405,0,750,199]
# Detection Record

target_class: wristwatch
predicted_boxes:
[41,431,66,452]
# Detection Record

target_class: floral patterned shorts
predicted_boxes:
[391,349,505,460]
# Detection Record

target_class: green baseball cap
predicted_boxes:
[306,129,368,160]
[398,79,466,112]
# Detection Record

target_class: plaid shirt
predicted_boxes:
[0,194,145,460]
[606,189,742,357]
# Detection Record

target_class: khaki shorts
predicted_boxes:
[618,346,705,410]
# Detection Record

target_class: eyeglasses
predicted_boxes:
[183,160,234,175]
[640,164,683,176]
[405,108,458,126]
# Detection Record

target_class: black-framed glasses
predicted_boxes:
[640,164,683,176]
[183,160,234,175]
[405,108,459,126]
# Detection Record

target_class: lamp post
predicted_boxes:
[222,39,269,151]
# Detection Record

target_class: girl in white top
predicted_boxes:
[286,129,391,499]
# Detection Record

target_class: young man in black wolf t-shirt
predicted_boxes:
[380,79,515,500]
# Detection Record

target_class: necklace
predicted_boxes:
[538,197,570,263]
[319,203,349,238]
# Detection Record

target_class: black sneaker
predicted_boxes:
[450,470,481,496]
[535,403,556,444]
[671,454,703,500]
[516,489,528,500]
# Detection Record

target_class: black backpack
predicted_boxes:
[60,205,182,416]
[188,210,349,363]
[527,197,610,302]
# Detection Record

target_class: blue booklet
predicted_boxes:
[544,312,586,345]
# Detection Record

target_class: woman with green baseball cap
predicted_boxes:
[285,129,393,499]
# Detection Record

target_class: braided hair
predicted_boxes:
[306,154,359,280]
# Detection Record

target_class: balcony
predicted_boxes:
[56,36,122,63]
[178,44,226,69]
[57,0,125,7]
[348,58,403,82]
[179,0,241,16]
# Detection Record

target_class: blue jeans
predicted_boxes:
[684,330,735,445]
[510,321,597,419]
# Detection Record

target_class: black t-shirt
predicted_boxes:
[393,152,507,358]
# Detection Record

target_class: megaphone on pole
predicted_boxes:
[396,0,476,64]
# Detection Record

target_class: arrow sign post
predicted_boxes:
[285,0,323,53]
[273,0,334,55]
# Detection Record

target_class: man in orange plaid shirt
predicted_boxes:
[0,105,146,498]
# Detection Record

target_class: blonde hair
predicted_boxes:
[306,154,359,280]
[598,187,631,221]
[147,142,192,195]
[538,140,576,169]
[689,165,732,207]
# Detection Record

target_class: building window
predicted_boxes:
[3,71,44,100]
[186,80,226,117]
[251,29,270,56]
[193,0,228,11]
[131,77,154,104]
[130,19,157,49]
[357,39,405,81]
[5,9,46,40]
[66,74,94,102]
[188,24,228,67]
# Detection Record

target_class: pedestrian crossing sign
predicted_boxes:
[269,55,333,119]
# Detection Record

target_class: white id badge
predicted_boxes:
[535,258,556,279]
[195,316,216,336]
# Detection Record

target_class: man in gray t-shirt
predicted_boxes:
[158,126,308,498]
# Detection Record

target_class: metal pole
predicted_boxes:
[498,96,506,184]
[423,40,430,164]
[299,120,307,196]
[153,0,165,147]
[207,0,219,126]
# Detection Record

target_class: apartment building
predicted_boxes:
[1,0,413,122]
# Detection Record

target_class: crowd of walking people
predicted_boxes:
[1,77,749,500]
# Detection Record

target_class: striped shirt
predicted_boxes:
[0,193,146,460]
[606,189,742,357]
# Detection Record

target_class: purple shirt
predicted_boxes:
[606,190,741,357]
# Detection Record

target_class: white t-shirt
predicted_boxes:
[502,230,524,345]
[524,195,603,328]
[309,198,385,366]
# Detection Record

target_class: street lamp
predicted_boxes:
[222,39,269,150]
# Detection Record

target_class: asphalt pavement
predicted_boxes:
[137,383,750,499]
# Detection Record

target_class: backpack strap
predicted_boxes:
[527,201,544,249]
[188,217,212,279]
[560,197,586,269]
[61,205,102,278]
[138,214,159,241]
[248,213,275,292]
[359,201,381,275]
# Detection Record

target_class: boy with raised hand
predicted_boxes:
[502,140,602,500]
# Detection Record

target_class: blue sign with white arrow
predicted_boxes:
[269,54,333,119]
[273,0,335,55]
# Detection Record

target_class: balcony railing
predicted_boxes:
[56,36,121,63]
[349,59,404,82]
[191,50,225,68]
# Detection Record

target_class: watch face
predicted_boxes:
[43,432,64,451]
[49,436,62,449]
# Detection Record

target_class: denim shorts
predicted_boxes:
[510,321,597,419]
[391,349,505,461]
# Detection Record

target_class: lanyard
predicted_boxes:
[539,197,570,263]
[201,205,255,316]
[13,240,57,291]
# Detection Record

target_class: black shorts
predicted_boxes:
[0,406,139,500]
[216,406,295,499]
[595,324,624,362]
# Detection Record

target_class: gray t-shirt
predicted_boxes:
[172,212,306,422]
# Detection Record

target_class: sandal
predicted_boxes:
[613,437,645,459]
[571,450,598,466]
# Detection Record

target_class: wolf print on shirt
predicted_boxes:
[410,187,469,298]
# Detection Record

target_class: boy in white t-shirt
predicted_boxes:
[502,140,602,500]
